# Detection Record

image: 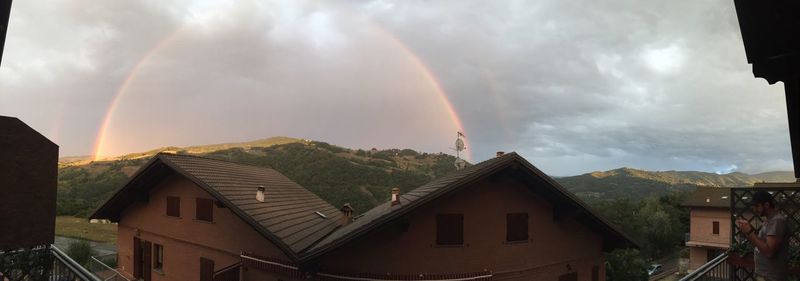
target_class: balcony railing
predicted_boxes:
[680,252,730,281]
[87,253,129,281]
[0,244,102,281]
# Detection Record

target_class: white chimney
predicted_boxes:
[391,188,401,206]
[340,203,354,225]
[256,185,266,202]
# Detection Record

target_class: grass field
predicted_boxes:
[55,216,117,243]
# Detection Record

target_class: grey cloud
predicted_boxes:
[0,0,793,176]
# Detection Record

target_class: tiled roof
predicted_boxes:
[300,152,639,259]
[91,153,342,258]
[682,186,732,208]
[93,152,638,263]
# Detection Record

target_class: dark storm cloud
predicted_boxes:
[352,0,791,175]
[0,0,792,175]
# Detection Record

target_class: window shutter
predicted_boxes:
[200,257,214,281]
[166,196,180,217]
[133,237,141,279]
[506,213,529,242]
[436,214,463,245]
[196,198,214,222]
[143,241,152,281]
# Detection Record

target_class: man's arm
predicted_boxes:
[745,233,782,258]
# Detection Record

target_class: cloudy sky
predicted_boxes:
[0,0,792,176]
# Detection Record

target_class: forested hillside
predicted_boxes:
[57,138,460,217]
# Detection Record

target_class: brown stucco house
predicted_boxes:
[682,187,731,272]
[91,152,637,281]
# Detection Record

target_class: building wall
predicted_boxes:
[688,208,731,246]
[117,173,290,281]
[318,177,606,281]
[687,207,730,271]
[0,116,58,249]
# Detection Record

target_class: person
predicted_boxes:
[736,191,790,281]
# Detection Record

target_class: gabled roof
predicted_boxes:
[90,153,342,261]
[299,152,638,261]
[682,187,732,208]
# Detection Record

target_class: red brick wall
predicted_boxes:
[318,178,606,281]
[117,173,289,281]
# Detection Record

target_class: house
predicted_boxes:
[682,187,731,271]
[91,152,637,281]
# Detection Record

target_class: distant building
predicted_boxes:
[682,187,731,272]
[92,152,637,281]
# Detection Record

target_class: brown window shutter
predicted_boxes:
[712,221,719,234]
[506,213,529,242]
[196,198,214,222]
[200,257,214,281]
[436,214,463,245]
[133,237,141,279]
[143,241,152,281]
[167,196,180,217]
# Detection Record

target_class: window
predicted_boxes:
[712,221,719,235]
[196,198,214,222]
[436,214,463,245]
[506,213,528,242]
[153,244,163,271]
[592,266,599,281]
[166,196,180,217]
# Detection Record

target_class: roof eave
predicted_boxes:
[88,155,165,221]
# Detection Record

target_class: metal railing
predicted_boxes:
[50,244,102,281]
[680,252,730,281]
[87,254,129,281]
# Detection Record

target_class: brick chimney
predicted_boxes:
[496,151,505,157]
[340,203,354,225]
[391,188,401,206]
[256,185,265,202]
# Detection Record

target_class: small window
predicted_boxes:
[166,196,180,217]
[712,221,719,235]
[592,266,599,281]
[196,198,214,222]
[436,214,463,245]
[506,213,528,242]
[153,244,163,271]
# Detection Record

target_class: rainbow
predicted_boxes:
[92,9,471,161]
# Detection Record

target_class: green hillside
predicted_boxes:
[57,138,461,217]
[57,137,795,218]
[555,167,795,203]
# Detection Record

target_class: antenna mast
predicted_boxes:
[453,132,467,170]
